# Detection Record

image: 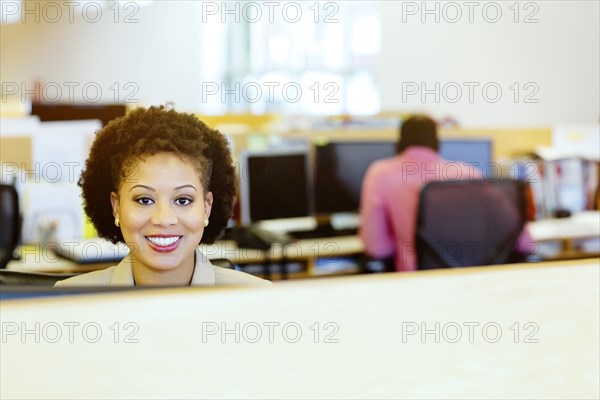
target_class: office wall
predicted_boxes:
[0,1,204,112]
[378,1,600,126]
[1,1,598,126]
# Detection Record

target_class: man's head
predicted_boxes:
[397,115,439,154]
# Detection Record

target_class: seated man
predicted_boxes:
[359,115,534,271]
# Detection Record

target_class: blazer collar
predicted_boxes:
[191,249,216,285]
[110,257,135,286]
[110,248,216,286]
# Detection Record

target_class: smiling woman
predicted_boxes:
[55,105,271,287]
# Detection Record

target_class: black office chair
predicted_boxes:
[0,270,80,286]
[0,183,21,269]
[416,179,528,270]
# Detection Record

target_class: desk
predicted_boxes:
[528,211,600,259]
[528,211,599,242]
[5,236,365,278]
[1,259,598,399]
[200,236,364,278]
[6,211,599,276]
[5,244,115,274]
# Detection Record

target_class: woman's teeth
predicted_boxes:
[146,236,180,246]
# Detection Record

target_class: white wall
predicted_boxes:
[377,0,600,126]
[1,1,598,126]
[0,0,204,112]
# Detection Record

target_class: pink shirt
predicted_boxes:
[359,147,533,271]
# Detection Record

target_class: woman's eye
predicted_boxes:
[175,197,192,206]
[136,197,154,205]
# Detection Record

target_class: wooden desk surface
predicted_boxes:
[6,236,364,274]
[5,247,115,274]
[1,259,598,399]
[7,211,599,274]
[528,211,600,242]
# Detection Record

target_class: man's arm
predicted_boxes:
[359,166,395,259]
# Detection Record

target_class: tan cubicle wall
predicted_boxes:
[0,136,32,172]
[282,127,553,160]
[192,110,553,160]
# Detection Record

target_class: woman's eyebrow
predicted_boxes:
[174,185,197,192]
[129,184,197,192]
[129,184,155,192]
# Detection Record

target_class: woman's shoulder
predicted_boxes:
[54,266,118,287]
[212,266,273,287]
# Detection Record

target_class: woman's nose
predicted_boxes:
[150,202,177,227]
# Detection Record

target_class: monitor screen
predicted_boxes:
[314,141,396,214]
[314,139,494,214]
[439,139,492,171]
[240,149,311,224]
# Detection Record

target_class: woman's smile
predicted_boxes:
[145,235,183,252]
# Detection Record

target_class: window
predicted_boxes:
[199,1,381,115]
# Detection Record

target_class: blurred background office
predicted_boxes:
[1,0,599,277]
[1,1,598,123]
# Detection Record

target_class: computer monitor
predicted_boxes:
[239,148,312,225]
[314,138,494,214]
[439,139,492,171]
[31,103,127,126]
[314,141,396,214]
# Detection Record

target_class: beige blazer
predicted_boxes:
[54,249,271,287]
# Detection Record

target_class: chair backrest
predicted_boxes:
[0,270,80,286]
[0,184,20,269]
[416,179,527,270]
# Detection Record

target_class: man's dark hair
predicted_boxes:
[397,115,439,154]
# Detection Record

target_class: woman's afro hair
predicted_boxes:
[79,105,235,245]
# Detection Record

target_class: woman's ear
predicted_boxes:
[110,192,120,219]
[204,191,213,219]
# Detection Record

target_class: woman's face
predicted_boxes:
[110,152,212,276]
